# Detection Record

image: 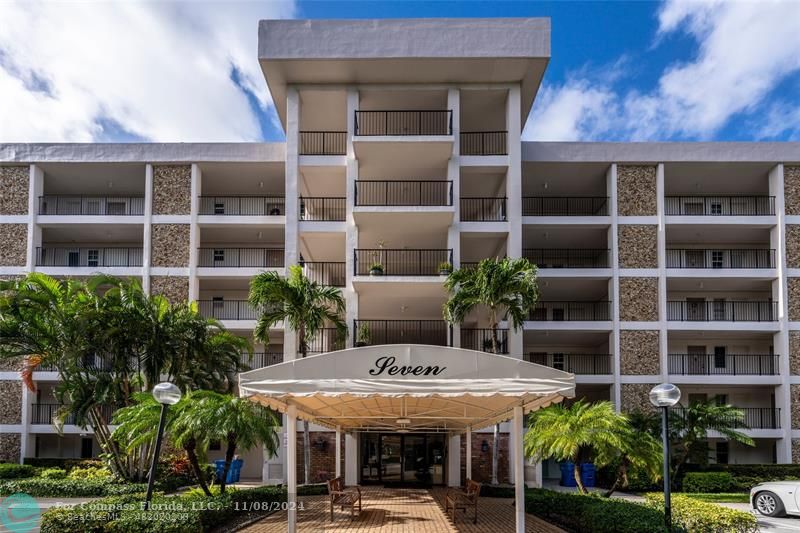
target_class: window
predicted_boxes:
[212,297,224,319]
[713,346,727,369]
[713,299,726,321]
[68,250,80,267]
[714,394,728,406]
[710,202,723,215]
[107,201,126,215]
[552,353,565,371]
[552,308,565,321]
[686,250,705,268]
[213,249,225,263]
[716,441,729,464]
[527,352,547,365]
[214,202,225,215]
[711,251,724,269]
[87,249,99,267]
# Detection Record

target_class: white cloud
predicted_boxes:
[524,81,615,141]
[0,0,296,142]
[524,0,800,141]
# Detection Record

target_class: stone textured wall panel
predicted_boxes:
[0,166,29,215]
[620,383,657,413]
[0,224,27,267]
[790,278,800,322]
[617,165,657,216]
[788,225,800,269]
[150,276,189,304]
[150,224,190,268]
[793,385,800,430]
[618,225,658,269]
[792,332,800,376]
[620,330,660,375]
[0,434,20,463]
[152,165,191,215]
[619,277,659,322]
[785,166,800,216]
[0,381,22,424]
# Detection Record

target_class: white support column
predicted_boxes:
[286,405,297,533]
[345,87,360,346]
[656,163,668,382]
[447,434,461,487]
[26,165,43,272]
[448,88,461,349]
[513,406,525,533]
[506,85,524,357]
[142,164,153,293]
[188,164,201,302]
[335,425,342,478]
[284,86,301,360]
[465,426,472,480]
[608,164,622,410]
[345,432,358,485]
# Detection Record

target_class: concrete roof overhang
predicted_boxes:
[259,18,551,130]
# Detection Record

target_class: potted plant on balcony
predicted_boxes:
[438,262,453,276]
[369,263,384,276]
[355,323,371,347]
[368,239,386,276]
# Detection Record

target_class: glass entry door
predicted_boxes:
[381,435,402,482]
[360,433,446,485]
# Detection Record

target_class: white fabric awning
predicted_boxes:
[239,344,575,432]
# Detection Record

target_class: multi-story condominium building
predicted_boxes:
[2,18,800,487]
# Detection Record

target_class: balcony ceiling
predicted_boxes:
[41,224,143,243]
[259,18,550,129]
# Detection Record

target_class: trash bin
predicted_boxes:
[231,459,244,482]
[214,460,241,484]
[559,461,576,487]
[580,463,596,488]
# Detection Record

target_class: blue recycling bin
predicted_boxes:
[214,459,244,483]
[580,463,596,488]
[559,461,576,487]
[231,459,243,482]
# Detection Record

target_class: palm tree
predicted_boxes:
[444,257,538,483]
[249,265,347,485]
[595,423,662,497]
[524,400,628,494]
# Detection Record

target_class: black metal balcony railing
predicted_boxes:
[526,353,612,375]
[241,352,283,369]
[354,249,453,276]
[36,247,143,267]
[665,196,775,216]
[36,355,137,373]
[31,403,114,425]
[460,132,508,156]
[354,320,450,347]
[460,328,509,354]
[524,249,610,268]
[303,262,346,287]
[299,131,347,155]
[667,301,777,322]
[354,110,453,136]
[198,300,258,321]
[673,407,781,430]
[668,353,779,375]
[461,197,507,221]
[665,249,775,269]
[299,197,346,221]
[39,195,145,216]
[199,196,285,216]
[529,301,612,321]
[197,248,284,268]
[522,197,609,216]
[306,328,347,354]
[355,180,453,206]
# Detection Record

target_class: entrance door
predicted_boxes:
[403,435,427,484]
[381,435,402,482]
[360,433,445,485]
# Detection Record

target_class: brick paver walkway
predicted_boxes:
[240,487,563,532]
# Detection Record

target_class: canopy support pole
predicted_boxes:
[465,426,472,480]
[513,405,525,533]
[335,425,342,478]
[287,405,297,533]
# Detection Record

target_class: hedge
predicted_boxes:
[0,463,36,479]
[0,478,148,497]
[683,472,736,493]
[645,493,757,533]
[23,458,104,471]
[525,489,666,533]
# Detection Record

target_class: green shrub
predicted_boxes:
[39,467,67,480]
[298,483,328,496]
[525,488,666,533]
[480,484,516,498]
[68,465,112,480]
[645,493,757,533]
[24,458,104,471]
[0,478,148,497]
[40,494,143,533]
[678,464,800,492]
[0,463,35,479]
[683,472,736,493]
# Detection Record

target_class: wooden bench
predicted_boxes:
[326,476,362,521]
[445,479,481,524]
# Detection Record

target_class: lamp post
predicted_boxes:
[649,383,681,531]
[144,382,182,510]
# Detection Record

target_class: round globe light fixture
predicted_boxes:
[152,382,182,405]
[649,383,680,408]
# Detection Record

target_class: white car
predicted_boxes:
[751,481,800,517]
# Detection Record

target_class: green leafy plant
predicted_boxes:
[369,262,384,275]
[67,465,112,480]
[356,323,371,346]
[683,471,736,493]
[0,463,35,479]
[645,493,757,532]
[39,468,67,480]
[437,262,452,274]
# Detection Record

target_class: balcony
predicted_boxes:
[529,301,611,321]
[197,248,284,268]
[524,249,610,269]
[306,327,347,354]
[198,300,258,321]
[241,352,283,369]
[523,197,609,216]
[673,407,781,430]
[668,353,778,375]
[460,328,509,354]
[460,197,507,222]
[666,249,775,269]
[299,131,347,155]
[665,196,775,216]
[355,180,452,206]
[36,247,143,267]
[460,131,507,156]
[299,197,346,221]
[525,353,612,375]
[353,319,450,346]
[39,195,144,216]
[302,262,346,287]
[354,110,452,136]
[354,249,452,277]
[667,301,777,322]
[31,403,114,425]
[199,196,285,216]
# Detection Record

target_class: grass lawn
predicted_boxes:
[681,493,750,503]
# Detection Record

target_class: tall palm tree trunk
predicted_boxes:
[573,459,587,494]
[220,433,237,494]
[184,438,212,496]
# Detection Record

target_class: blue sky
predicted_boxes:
[1,1,799,143]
